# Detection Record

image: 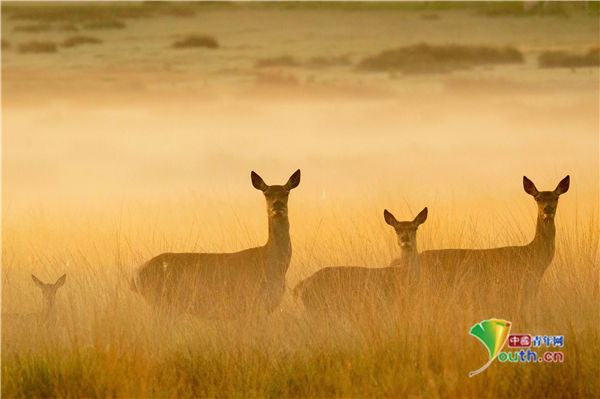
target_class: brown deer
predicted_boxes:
[2,274,66,328]
[132,170,301,319]
[294,208,427,318]
[420,175,569,313]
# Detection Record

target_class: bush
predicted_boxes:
[255,55,299,68]
[18,41,57,54]
[61,36,102,48]
[172,35,219,49]
[13,24,52,33]
[306,55,351,68]
[538,47,600,68]
[357,43,523,74]
[82,20,125,30]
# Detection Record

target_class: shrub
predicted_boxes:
[59,24,79,32]
[13,24,52,33]
[538,47,600,68]
[255,55,299,68]
[172,35,219,49]
[61,36,102,48]
[82,20,125,30]
[306,55,351,68]
[357,43,523,74]
[18,41,57,54]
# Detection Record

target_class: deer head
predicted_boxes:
[523,175,570,221]
[384,207,428,250]
[31,274,66,316]
[251,169,301,219]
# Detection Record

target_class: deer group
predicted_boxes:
[129,170,570,321]
[4,172,569,325]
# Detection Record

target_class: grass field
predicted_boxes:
[1,2,598,398]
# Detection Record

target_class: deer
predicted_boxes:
[131,169,301,319]
[294,208,428,318]
[1,274,67,329]
[419,175,570,314]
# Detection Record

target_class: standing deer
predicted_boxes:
[294,208,428,318]
[420,175,570,313]
[2,274,66,328]
[132,169,301,319]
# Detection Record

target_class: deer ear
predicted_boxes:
[413,207,428,226]
[523,176,539,197]
[554,175,570,195]
[31,274,45,288]
[383,209,398,227]
[284,169,301,190]
[54,274,66,288]
[251,171,268,191]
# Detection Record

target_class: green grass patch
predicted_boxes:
[358,43,524,74]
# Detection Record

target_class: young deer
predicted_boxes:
[132,170,301,319]
[420,175,570,312]
[294,208,427,318]
[385,207,428,285]
[2,274,66,327]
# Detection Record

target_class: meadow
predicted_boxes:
[2,2,599,398]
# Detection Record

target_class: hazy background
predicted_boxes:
[1,2,598,398]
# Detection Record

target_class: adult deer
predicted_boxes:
[420,175,570,313]
[294,208,427,318]
[132,170,301,319]
[2,274,66,328]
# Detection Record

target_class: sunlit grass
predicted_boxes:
[2,193,597,398]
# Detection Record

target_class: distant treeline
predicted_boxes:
[1,1,599,23]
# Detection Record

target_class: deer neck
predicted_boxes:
[397,246,419,264]
[42,299,54,321]
[266,215,291,256]
[528,214,556,262]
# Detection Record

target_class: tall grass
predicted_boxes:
[2,193,597,398]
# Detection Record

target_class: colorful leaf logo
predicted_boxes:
[468,318,511,377]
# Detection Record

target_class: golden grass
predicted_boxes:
[2,194,598,398]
